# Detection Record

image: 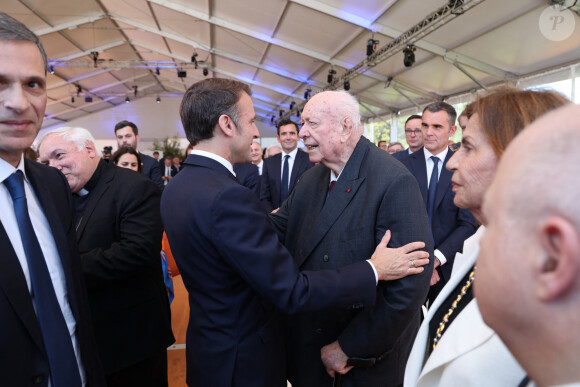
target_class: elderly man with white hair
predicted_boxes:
[270,90,433,387]
[476,103,580,387]
[38,127,174,387]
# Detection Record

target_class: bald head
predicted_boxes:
[299,91,363,174]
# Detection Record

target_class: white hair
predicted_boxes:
[39,127,102,158]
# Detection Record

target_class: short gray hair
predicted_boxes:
[0,12,47,72]
[39,127,103,158]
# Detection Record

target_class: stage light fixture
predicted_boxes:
[366,38,379,56]
[49,65,55,74]
[177,70,187,78]
[75,84,82,96]
[191,51,198,63]
[156,97,161,103]
[155,67,160,75]
[203,68,209,76]
[289,101,296,110]
[403,45,416,67]
[85,97,93,103]
[279,110,284,117]
[125,96,130,103]
[304,88,311,100]
[71,97,75,103]
[271,116,275,124]
[344,81,350,91]
[327,68,336,84]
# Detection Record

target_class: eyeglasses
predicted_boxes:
[405,129,422,135]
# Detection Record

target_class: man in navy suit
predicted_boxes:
[161,78,429,387]
[114,120,164,190]
[400,102,477,303]
[260,119,313,212]
[0,13,104,386]
[233,162,260,197]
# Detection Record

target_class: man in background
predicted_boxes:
[38,127,174,387]
[260,119,313,212]
[250,141,264,174]
[394,114,423,160]
[114,120,163,190]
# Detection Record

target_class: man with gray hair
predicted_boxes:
[270,90,433,386]
[0,12,105,386]
[476,103,580,387]
[38,127,174,387]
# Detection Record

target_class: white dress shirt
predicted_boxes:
[190,150,236,176]
[0,155,86,386]
[279,147,298,187]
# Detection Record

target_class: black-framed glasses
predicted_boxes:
[405,129,422,135]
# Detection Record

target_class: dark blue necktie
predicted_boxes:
[280,154,290,203]
[4,170,82,387]
[427,156,439,225]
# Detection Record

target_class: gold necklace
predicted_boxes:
[432,269,476,350]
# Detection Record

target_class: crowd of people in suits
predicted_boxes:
[2,11,580,387]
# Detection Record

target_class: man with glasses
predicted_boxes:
[394,115,424,160]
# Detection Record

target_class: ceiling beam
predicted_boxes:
[290,0,514,80]
[48,69,114,90]
[35,14,106,36]
[55,40,126,61]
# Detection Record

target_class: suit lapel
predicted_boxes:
[296,138,368,267]
[410,148,428,205]
[434,149,453,209]
[75,163,114,241]
[186,154,239,184]
[289,150,306,190]
[271,153,282,198]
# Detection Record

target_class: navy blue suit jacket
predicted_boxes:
[233,162,260,198]
[260,149,313,211]
[161,154,377,387]
[400,147,477,283]
[0,160,105,387]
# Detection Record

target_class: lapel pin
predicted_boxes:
[347,189,351,193]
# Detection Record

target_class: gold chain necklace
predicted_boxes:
[432,269,476,350]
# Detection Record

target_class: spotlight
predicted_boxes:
[90,51,99,67]
[125,96,130,103]
[84,97,93,103]
[75,84,82,96]
[344,81,350,91]
[270,116,275,124]
[203,68,208,76]
[327,68,336,84]
[71,97,75,103]
[177,70,187,78]
[155,67,160,75]
[289,101,296,110]
[403,45,416,67]
[191,51,198,63]
[366,38,379,56]
[304,88,311,100]
[156,96,161,103]
[49,65,55,74]
[279,110,284,117]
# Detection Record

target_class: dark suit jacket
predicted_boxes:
[399,147,477,284]
[0,160,105,387]
[161,154,378,387]
[76,161,174,374]
[269,137,434,387]
[392,148,413,160]
[233,162,260,198]
[260,149,313,211]
[140,152,163,190]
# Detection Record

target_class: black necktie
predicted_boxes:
[427,156,439,225]
[280,154,290,203]
[4,171,82,387]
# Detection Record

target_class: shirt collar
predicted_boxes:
[282,147,298,160]
[0,154,28,184]
[424,146,449,163]
[190,150,236,176]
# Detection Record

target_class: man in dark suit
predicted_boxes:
[269,90,433,387]
[260,119,313,211]
[160,156,177,186]
[0,13,105,386]
[161,78,430,387]
[38,127,174,387]
[400,102,477,303]
[393,114,423,160]
[114,120,164,190]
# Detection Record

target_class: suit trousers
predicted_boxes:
[105,349,168,387]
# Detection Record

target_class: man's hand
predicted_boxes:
[369,230,430,281]
[321,341,352,378]
[430,267,440,286]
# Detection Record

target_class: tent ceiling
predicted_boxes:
[5,0,580,137]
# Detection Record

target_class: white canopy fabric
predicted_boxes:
[5,0,580,138]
